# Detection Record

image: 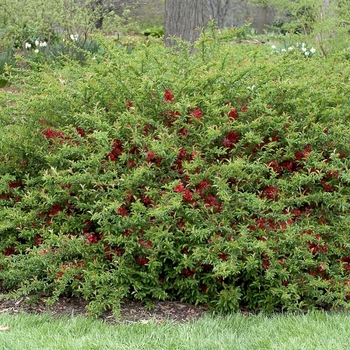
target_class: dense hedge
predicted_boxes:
[1,37,350,316]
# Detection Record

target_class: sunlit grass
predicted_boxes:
[1,311,350,350]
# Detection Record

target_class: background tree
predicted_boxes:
[164,0,208,47]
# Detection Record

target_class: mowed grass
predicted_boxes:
[0,311,350,350]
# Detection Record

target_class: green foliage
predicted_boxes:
[0,0,126,66]
[254,0,350,56]
[1,32,350,316]
[0,50,15,87]
[141,26,164,38]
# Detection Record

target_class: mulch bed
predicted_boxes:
[0,294,210,324]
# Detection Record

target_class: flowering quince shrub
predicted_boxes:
[1,36,350,316]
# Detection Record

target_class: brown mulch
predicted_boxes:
[0,294,210,324]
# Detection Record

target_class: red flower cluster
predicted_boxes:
[228,108,238,120]
[76,127,86,137]
[135,256,149,266]
[190,108,203,119]
[107,140,123,161]
[204,194,222,212]
[138,238,153,249]
[118,205,128,217]
[48,204,63,216]
[3,247,15,256]
[174,182,193,203]
[105,246,125,260]
[85,233,103,244]
[222,130,239,149]
[42,129,65,139]
[305,232,328,254]
[164,89,174,102]
[261,186,279,200]
[162,109,180,127]
[181,268,195,277]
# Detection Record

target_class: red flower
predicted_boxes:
[197,180,210,190]
[174,182,185,193]
[178,221,185,230]
[164,89,174,102]
[126,100,133,109]
[9,181,22,189]
[181,268,195,277]
[143,124,151,136]
[261,186,278,200]
[162,110,180,126]
[178,127,188,136]
[147,151,156,163]
[34,235,43,245]
[105,247,125,260]
[178,148,187,159]
[3,247,15,256]
[223,130,239,149]
[182,189,193,202]
[342,257,350,271]
[136,256,149,266]
[326,170,339,179]
[228,109,238,120]
[85,233,101,244]
[295,145,311,160]
[48,204,63,216]
[196,180,211,196]
[202,264,213,272]
[190,108,203,119]
[76,127,86,137]
[204,194,222,212]
[307,240,327,254]
[262,260,270,270]
[122,229,132,237]
[262,254,270,270]
[138,238,153,248]
[141,196,153,206]
[107,140,123,161]
[42,129,65,139]
[118,205,128,217]
[218,253,228,261]
[279,160,297,173]
[321,180,334,192]
[127,159,136,168]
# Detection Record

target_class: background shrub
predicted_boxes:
[1,33,350,316]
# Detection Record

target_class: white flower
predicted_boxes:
[34,49,39,53]
[302,42,306,47]
[302,47,307,52]
[25,42,31,49]
[35,40,39,47]
[70,34,79,41]
[39,41,47,47]
[305,51,309,56]
[281,48,286,53]
[271,45,276,50]
[310,47,316,54]
[288,46,294,51]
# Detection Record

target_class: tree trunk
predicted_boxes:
[164,0,207,47]
[92,0,104,29]
[255,5,268,34]
[205,0,231,28]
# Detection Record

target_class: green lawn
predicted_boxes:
[0,311,350,350]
